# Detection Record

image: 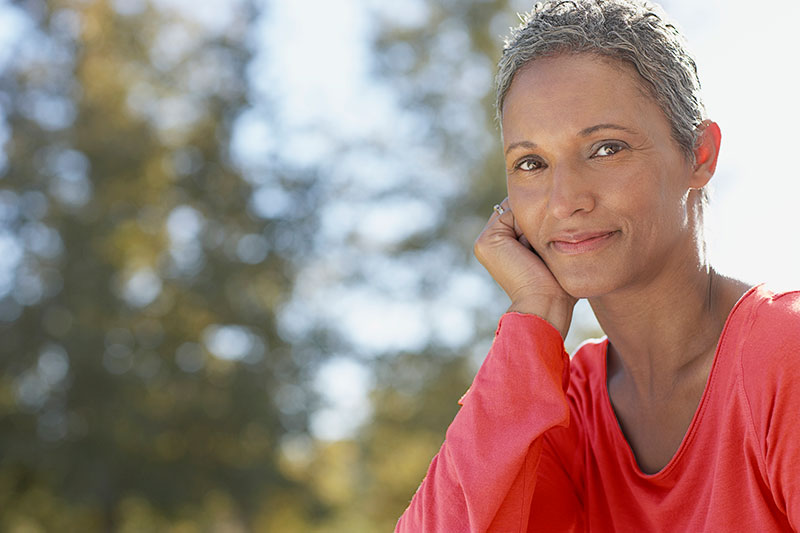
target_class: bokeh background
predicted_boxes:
[0,0,798,530]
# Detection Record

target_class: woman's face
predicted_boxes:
[501,53,701,298]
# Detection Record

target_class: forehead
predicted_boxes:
[501,53,661,139]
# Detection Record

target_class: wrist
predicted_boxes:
[506,297,575,339]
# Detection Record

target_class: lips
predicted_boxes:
[550,230,618,255]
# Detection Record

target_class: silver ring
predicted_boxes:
[493,204,505,216]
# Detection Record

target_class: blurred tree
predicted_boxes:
[295,1,605,530]
[0,0,328,530]
[0,0,607,530]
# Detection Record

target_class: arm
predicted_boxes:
[740,291,800,530]
[763,367,800,532]
[527,420,585,532]
[396,312,572,533]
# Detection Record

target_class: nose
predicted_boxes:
[547,162,596,220]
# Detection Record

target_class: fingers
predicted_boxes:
[475,199,575,336]
[490,197,510,223]
[489,198,516,233]
[478,198,542,264]
[488,197,527,243]
[475,197,524,263]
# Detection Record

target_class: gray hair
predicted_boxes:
[495,0,705,161]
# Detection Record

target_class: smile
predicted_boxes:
[550,231,618,255]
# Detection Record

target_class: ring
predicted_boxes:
[493,204,505,216]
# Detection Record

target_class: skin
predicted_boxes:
[473,53,750,474]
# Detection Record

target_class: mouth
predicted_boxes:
[550,230,618,255]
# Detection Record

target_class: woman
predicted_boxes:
[396,1,800,532]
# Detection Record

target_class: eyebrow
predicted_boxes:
[578,123,637,137]
[504,123,636,155]
[504,140,537,155]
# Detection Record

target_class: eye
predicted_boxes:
[515,158,544,171]
[593,142,625,157]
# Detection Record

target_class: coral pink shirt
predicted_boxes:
[396,285,800,532]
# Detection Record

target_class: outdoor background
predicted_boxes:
[0,0,798,531]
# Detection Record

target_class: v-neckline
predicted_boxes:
[598,284,759,478]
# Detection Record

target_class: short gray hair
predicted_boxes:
[495,0,705,160]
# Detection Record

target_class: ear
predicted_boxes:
[689,120,722,188]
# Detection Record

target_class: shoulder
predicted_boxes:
[747,284,800,324]
[735,285,800,400]
[750,286,800,328]
[737,285,800,364]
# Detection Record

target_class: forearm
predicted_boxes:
[396,313,571,533]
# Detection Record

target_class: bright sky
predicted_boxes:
[3,0,797,441]
[669,0,800,290]
[260,0,800,440]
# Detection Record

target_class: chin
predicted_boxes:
[553,267,619,300]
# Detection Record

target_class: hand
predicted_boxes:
[474,198,577,339]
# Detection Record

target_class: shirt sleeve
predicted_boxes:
[395,312,574,533]
[527,426,585,532]
[740,291,800,531]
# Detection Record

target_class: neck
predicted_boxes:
[589,244,745,399]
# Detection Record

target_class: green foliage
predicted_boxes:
[0,0,323,529]
[0,0,604,530]
[316,1,604,530]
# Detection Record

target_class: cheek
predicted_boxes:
[604,170,688,238]
[602,161,665,206]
